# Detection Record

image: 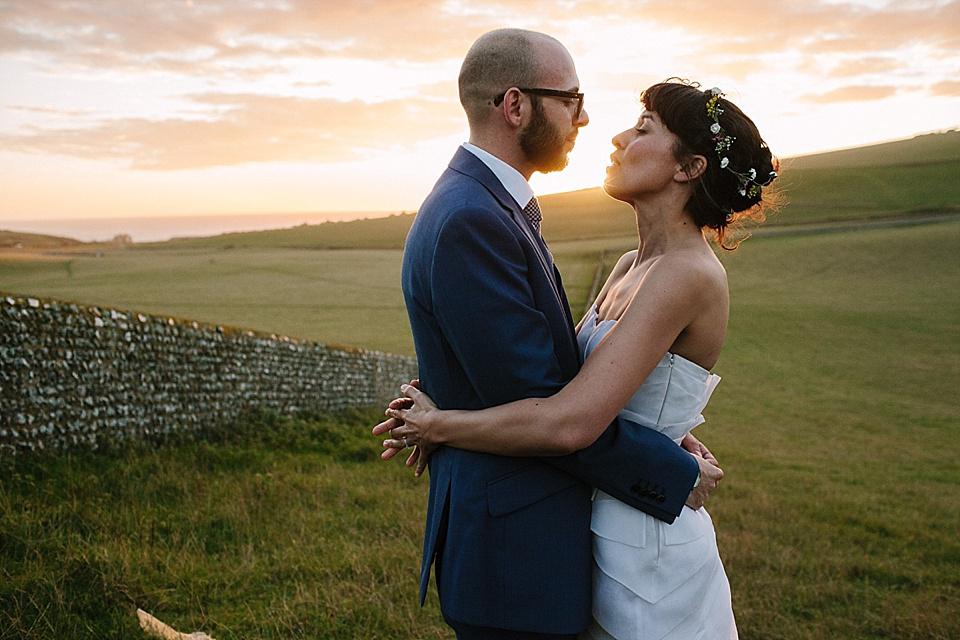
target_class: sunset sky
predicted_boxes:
[1,0,958,231]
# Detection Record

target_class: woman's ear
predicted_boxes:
[676,154,707,182]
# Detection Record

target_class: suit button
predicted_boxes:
[656,494,666,504]
[630,483,642,494]
[639,489,649,498]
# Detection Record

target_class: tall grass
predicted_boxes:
[0,409,446,639]
[702,219,960,639]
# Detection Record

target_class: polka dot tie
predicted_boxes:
[524,196,542,235]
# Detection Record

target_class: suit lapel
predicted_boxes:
[449,149,575,339]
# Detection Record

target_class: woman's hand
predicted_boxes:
[372,384,441,477]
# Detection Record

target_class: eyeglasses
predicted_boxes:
[493,87,585,119]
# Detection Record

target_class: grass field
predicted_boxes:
[707,219,960,638]
[2,219,958,639]
[0,246,414,355]
[2,132,959,638]
[0,237,642,356]
[2,134,956,351]
[0,409,447,639]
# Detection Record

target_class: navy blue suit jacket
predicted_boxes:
[401,147,698,633]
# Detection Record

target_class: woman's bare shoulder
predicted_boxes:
[613,250,638,272]
[639,248,727,304]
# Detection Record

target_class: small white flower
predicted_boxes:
[749,168,757,180]
[720,157,729,169]
[710,123,721,134]
[739,188,747,196]
[770,171,778,179]
[711,87,722,95]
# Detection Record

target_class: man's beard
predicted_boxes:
[519,99,569,174]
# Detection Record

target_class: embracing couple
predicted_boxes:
[373,28,778,640]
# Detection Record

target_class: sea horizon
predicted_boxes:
[1,210,406,244]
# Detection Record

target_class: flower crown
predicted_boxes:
[706,87,777,207]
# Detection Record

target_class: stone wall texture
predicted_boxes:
[0,292,418,453]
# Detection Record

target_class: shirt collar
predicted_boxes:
[461,142,534,209]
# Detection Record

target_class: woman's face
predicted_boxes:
[603,110,682,204]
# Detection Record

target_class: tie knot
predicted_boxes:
[523,196,542,233]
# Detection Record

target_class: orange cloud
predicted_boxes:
[800,85,899,103]
[929,80,960,96]
[0,93,465,169]
[824,56,901,78]
[0,0,487,74]
[4,0,957,72]
[4,105,96,116]
[631,0,959,53]
[2,0,956,173]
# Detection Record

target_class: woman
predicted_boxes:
[377,79,777,639]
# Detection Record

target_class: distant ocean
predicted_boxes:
[2,211,402,244]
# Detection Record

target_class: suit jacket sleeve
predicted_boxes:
[430,205,698,523]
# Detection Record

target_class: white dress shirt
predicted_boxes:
[461,143,534,211]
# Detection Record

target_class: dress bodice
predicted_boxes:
[577,305,721,444]
[575,307,738,640]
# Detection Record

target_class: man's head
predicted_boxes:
[458,29,588,176]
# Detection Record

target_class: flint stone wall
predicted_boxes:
[0,292,418,453]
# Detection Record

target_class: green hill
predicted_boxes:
[151,129,959,251]
[153,212,417,251]
[783,129,960,169]
[542,128,960,238]
[0,230,86,250]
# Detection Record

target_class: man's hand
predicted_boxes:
[680,432,718,467]
[685,454,723,510]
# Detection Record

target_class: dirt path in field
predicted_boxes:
[752,209,960,238]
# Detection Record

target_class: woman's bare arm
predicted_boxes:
[378,253,722,460]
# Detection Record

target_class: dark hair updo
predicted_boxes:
[641,78,779,249]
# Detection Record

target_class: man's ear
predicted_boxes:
[501,87,525,127]
[676,154,707,182]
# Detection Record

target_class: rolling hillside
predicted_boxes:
[4,129,958,254]
[0,230,86,251]
[540,128,960,240]
[783,129,960,169]
[143,129,959,250]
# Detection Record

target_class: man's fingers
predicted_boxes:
[385,407,408,425]
[699,461,724,492]
[405,446,420,468]
[415,454,428,477]
[401,383,424,402]
[388,396,413,410]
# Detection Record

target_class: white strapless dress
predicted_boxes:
[577,306,738,640]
